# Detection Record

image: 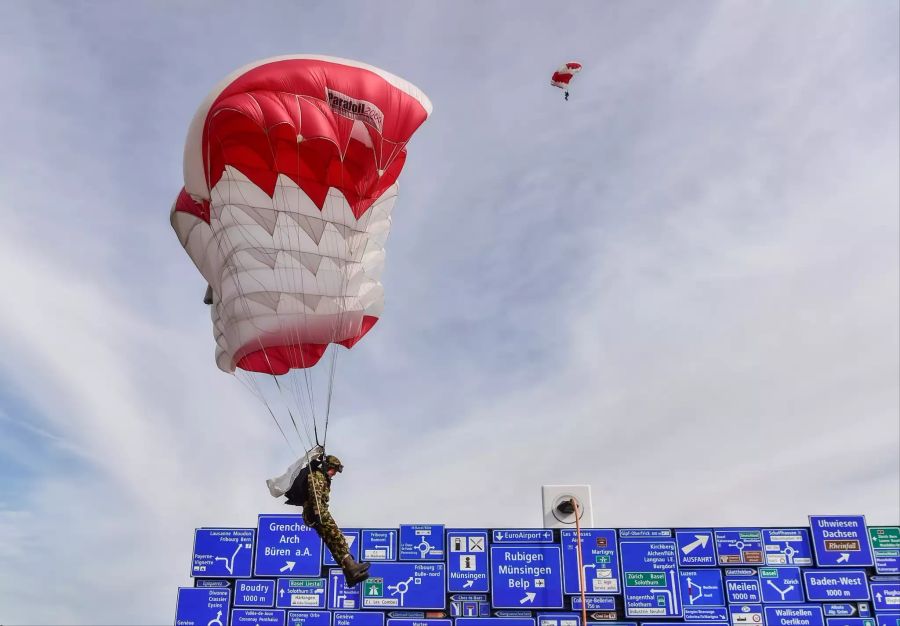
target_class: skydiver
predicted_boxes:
[564,90,569,101]
[281,454,371,586]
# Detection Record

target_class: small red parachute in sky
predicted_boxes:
[551,62,582,100]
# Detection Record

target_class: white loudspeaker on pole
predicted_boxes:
[541,484,593,528]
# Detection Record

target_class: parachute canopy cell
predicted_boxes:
[551,62,582,89]
[171,55,432,375]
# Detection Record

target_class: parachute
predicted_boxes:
[171,55,431,451]
[551,62,582,99]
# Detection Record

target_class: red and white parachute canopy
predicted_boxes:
[551,62,582,90]
[171,56,431,376]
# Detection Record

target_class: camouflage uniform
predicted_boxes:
[302,463,351,563]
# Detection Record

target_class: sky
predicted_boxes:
[0,1,898,623]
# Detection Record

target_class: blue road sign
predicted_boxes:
[716,530,765,566]
[287,611,332,626]
[620,529,673,538]
[490,545,564,609]
[361,529,398,561]
[861,604,873,618]
[232,609,286,626]
[677,530,717,567]
[759,568,804,604]
[192,528,255,578]
[386,620,451,626]
[538,613,579,626]
[729,603,765,626]
[803,570,870,601]
[824,605,860,617]
[493,529,555,543]
[764,530,814,567]
[399,525,445,560]
[255,515,323,577]
[870,527,900,575]
[571,595,616,611]
[447,530,489,592]
[175,587,231,626]
[324,529,360,567]
[871,582,900,612]
[875,615,900,626]
[457,619,535,626]
[335,612,385,626]
[809,517,874,567]
[561,529,620,594]
[680,569,725,607]
[685,607,730,622]
[620,539,682,618]
[765,606,825,626]
[276,578,327,609]
[449,593,490,617]
[362,562,447,609]
[826,619,876,626]
[195,579,232,588]
[328,569,360,610]
[728,577,763,604]
[235,579,276,607]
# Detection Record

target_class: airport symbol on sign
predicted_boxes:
[561,529,620,594]
[677,531,717,567]
[759,567,804,604]
[493,530,555,544]
[255,515,323,577]
[490,545,564,608]
[764,529,814,566]
[192,528,255,578]
[620,540,682,618]
[448,531,490,592]
[809,516,874,567]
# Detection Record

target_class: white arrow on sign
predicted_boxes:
[463,580,474,589]
[520,592,536,604]
[836,553,850,564]
[280,561,296,572]
[876,592,883,602]
[681,535,710,555]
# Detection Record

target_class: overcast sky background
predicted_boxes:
[0,2,897,624]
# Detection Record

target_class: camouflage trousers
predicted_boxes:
[303,506,350,563]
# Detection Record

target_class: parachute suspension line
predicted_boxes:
[573,498,588,626]
[271,372,312,446]
[236,373,296,454]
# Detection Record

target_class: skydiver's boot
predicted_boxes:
[341,555,371,587]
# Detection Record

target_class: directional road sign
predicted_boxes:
[809,516,874,567]
[175,587,231,626]
[729,603,764,626]
[728,577,763,604]
[276,578,327,609]
[361,529,398,561]
[361,562,447,609]
[680,568,725,607]
[677,530,717,567]
[450,593,491,617]
[684,607,730,622]
[826,619,876,626]
[537,613,579,626]
[334,612,385,626]
[803,570,870,601]
[765,606,825,626]
[447,530,489,593]
[716,529,765,565]
[399,524,445,560]
[457,619,536,626]
[874,615,900,626]
[192,528,255,578]
[759,567,804,604]
[490,545,564,608]
[869,528,900,575]
[560,529,620,594]
[620,539,682,618]
[871,581,900,612]
[764,530,814,566]
[231,609,286,626]
[620,529,673,538]
[823,605,861,617]
[235,579,276,607]
[328,569,360,610]
[386,620,451,626]
[287,611,332,626]
[493,529,555,544]
[255,515,323,577]
[324,529,360,566]
[571,595,616,611]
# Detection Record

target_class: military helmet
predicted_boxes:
[323,455,344,472]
